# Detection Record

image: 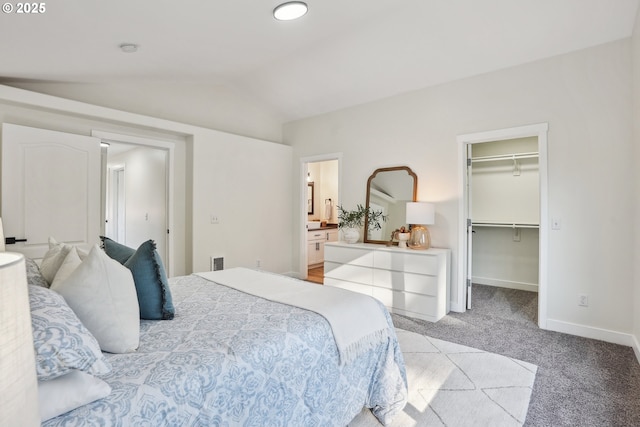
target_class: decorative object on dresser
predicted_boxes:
[0,252,40,426]
[390,227,411,248]
[364,166,417,244]
[406,202,435,250]
[395,232,411,248]
[337,204,387,244]
[324,242,451,322]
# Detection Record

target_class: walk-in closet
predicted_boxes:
[470,137,540,296]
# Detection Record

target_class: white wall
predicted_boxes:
[108,146,168,262]
[3,81,283,143]
[0,85,294,277]
[285,39,635,343]
[632,9,640,357]
[190,128,293,274]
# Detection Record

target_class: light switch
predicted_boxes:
[551,218,561,230]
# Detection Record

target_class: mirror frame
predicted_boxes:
[307,182,314,215]
[364,166,417,245]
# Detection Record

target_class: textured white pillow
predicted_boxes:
[51,246,82,289]
[40,237,72,285]
[38,370,111,422]
[51,244,140,353]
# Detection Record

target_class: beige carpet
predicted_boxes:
[350,329,537,427]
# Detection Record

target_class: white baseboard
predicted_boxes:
[546,319,637,356]
[472,276,538,293]
[449,301,465,313]
[284,271,302,279]
[632,334,640,365]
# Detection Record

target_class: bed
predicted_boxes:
[30,241,408,427]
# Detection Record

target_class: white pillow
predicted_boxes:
[40,237,72,284]
[51,244,140,353]
[51,246,82,289]
[38,370,111,422]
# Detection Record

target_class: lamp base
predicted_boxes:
[408,226,431,250]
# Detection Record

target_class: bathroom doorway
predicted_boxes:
[300,154,341,282]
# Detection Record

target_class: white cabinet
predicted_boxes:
[324,242,451,322]
[307,228,339,267]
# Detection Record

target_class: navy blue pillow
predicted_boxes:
[100,237,175,320]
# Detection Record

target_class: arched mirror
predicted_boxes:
[364,166,417,244]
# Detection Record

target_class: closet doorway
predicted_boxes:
[300,154,341,282]
[458,123,548,329]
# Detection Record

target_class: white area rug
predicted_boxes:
[350,329,538,427]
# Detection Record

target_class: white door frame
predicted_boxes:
[92,130,175,276]
[298,153,342,279]
[109,166,126,243]
[457,123,549,329]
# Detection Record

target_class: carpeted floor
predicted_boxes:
[391,284,640,426]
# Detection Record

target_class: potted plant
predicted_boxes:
[337,204,388,243]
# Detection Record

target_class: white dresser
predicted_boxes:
[324,242,451,322]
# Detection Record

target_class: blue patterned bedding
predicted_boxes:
[43,274,407,426]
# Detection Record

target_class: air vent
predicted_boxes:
[210,256,224,271]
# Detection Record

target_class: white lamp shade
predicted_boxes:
[406,202,435,225]
[0,252,40,426]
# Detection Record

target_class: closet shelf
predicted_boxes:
[471,152,538,163]
[472,221,539,229]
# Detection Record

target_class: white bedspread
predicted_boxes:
[196,267,391,365]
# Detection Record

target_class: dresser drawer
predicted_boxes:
[372,287,439,318]
[373,251,439,275]
[324,261,373,285]
[324,245,374,267]
[373,270,439,296]
[324,278,373,296]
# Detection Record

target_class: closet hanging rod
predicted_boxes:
[472,222,539,229]
[471,152,539,163]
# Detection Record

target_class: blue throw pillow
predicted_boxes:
[101,237,175,320]
[100,236,135,264]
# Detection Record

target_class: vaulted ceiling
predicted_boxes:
[1,0,638,125]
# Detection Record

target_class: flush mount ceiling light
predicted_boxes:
[273,1,308,21]
[119,43,138,53]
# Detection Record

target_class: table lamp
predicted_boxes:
[406,202,435,250]
[0,251,40,426]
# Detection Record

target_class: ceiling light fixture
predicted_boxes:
[119,43,138,53]
[273,1,308,21]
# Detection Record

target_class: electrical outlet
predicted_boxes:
[578,294,589,307]
[210,214,219,224]
[256,259,261,269]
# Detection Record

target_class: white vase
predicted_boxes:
[342,227,360,244]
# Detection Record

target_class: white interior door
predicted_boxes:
[1,124,101,259]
